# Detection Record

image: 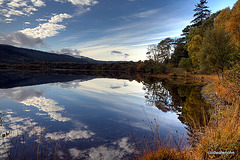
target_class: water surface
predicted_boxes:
[0,72,210,159]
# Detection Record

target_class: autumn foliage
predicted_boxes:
[140,0,240,159]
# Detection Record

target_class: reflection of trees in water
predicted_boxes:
[178,86,211,147]
[142,78,182,113]
[143,81,175,112]
[142,78,211,146]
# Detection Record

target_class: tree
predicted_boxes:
[214,1,240,47]
[146,44,161,62]
[202,26,235,79]
[181,25,192,37]
[214,7,231,30]
[157,38,174,63]
[170,38,189,67]
[191,0,211,27]
[178,57,192,71]
[225,0,240,46]
[185,27,202,50]
[187,35,203,69]
[200,11,220,31]
[146,38,174,63]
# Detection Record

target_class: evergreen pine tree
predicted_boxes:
[191,0,211,27]
[181,25,191,36]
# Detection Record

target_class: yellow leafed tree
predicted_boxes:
[215,1,240,46]
[226,0,240,46]
[214,7,231,29]
[187,35,202,68]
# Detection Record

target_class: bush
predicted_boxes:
[178,58,192,71]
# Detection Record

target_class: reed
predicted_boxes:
[140,75,240,160]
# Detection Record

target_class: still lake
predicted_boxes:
[0,72,210,159]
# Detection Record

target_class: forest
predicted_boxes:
[137,0,240,84]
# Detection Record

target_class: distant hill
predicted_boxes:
[0,44,103,64]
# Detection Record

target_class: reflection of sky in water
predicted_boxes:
[0,78,186,159]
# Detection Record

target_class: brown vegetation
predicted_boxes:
[139,74,240,160]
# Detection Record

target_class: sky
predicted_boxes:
[0,0,237,61]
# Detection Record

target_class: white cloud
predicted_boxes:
[51,48,82,58]
[133,9,160,18]
[21,23,66,39]
[7,0,28,8]
[24,21,30,24]
[36,18,47,22]
[21,13,72,39]
[0,0,45,22]
[111,50,130,58]
[69,0,98,6]
[118,9,160,21]
[0,0,97,23]
[55,0,98,6]
[1,8,25,17]
[0,0,4,5]
[36,112,47,116]
[4,18,14,23]
[74,6,91,15]
[31,0,45,7]
[0,31,44,47]
[23,5,37,14]
[49,13,72,23]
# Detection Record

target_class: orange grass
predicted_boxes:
[139,147,185,160]
[139,74,240,160]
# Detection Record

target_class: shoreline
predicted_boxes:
[140,73,240,160]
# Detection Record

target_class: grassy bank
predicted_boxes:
[140,74,240,160]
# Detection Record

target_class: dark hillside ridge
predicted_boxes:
[0,71,98,88]
[0,71,138,88]
[0,44,123,64]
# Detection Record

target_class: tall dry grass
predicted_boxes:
[193,79,240,159]
[139,75,240,160]
[138,125,187,160]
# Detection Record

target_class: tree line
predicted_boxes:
[137,0,240,80]
[0,61,137,73]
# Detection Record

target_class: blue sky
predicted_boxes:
[0,0,237,61]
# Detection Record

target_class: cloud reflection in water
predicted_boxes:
[0,87,70,122]
[69,137,134,160]
[21,96,71,122]
[0,111,45,159]
[45,129,95,141]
